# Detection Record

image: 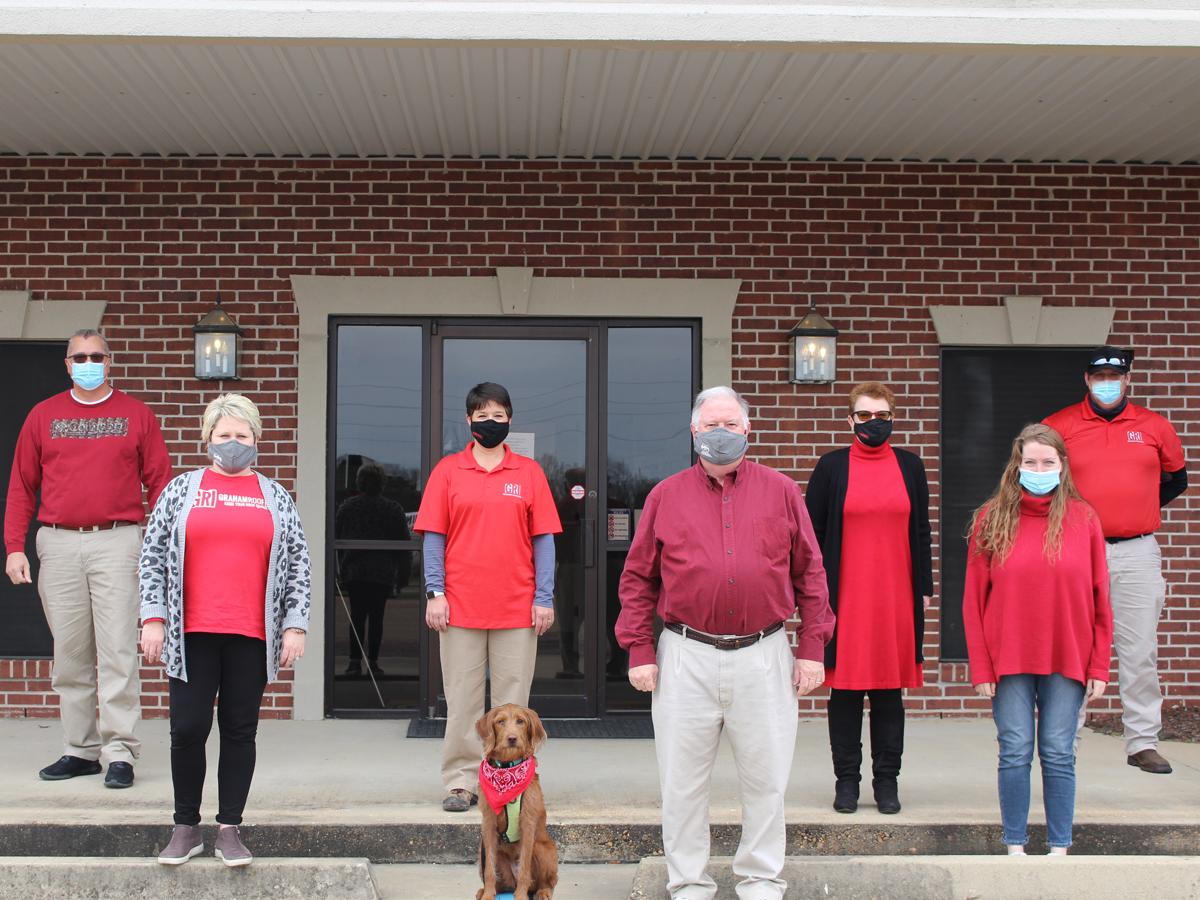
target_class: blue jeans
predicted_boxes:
[992,674,1085,848]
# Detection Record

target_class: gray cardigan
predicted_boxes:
[138,467,312,682]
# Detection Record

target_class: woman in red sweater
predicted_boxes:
[964,423,1113,856]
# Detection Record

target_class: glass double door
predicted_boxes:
[329,318,697,719]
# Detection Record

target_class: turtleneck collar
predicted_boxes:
[850,437,891,458]
[1019,490,1054,517]
[1088,393,1128,421]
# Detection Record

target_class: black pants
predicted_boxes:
[169,633,268,826]
[827,688,905,784]
[346,580,389,663]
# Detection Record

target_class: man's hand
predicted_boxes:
[923,595,932,611]
[628,664,658,693]
[532,605,555,636]
[141,621,165,664]
[1086,679,1107,702]
[5,552,31,585]
[793,658,824,696]
[425,595,449,632]
[280,628,306,668]
[975,682,996,698]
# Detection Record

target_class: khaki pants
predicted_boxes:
[1108,535,1167,755]
[35,524,142,765]
[652,627,798,900]
[439,625,537,794]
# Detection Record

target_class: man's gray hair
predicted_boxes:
[67,329,110,355]
[690,386,750,429]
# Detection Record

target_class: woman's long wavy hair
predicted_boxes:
[968,423,1083,564]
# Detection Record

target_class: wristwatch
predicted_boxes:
[426,590,445,600]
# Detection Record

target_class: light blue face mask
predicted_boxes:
[1019,468,1060,496]
[1090,380,1122,406]
[70,361,106,391]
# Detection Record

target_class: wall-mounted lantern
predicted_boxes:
[193,297,243,381]
[788,307,838,384]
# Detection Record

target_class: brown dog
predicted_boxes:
[474,704,558,900]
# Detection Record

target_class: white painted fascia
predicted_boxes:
[2,2,1200,50]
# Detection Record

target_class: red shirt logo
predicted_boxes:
[1127,431,1144,443]
[193,489,218,509]
[503,483,523,498]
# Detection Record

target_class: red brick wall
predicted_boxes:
[1,158,1196,719]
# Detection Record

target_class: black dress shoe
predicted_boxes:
[833,779,859,813]
[104,762,135,789]
[39,755,102,781]
[873,778,901,814]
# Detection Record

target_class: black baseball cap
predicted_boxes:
[1086,345,1133,374]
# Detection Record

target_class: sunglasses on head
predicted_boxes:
[1090,357,1126,368]
[68,353,108,364]
[851,410,894,423]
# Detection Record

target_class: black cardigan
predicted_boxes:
[804,445,934,670]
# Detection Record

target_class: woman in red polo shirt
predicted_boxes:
[415,382,562,812]
[139,393,311,868]
[963,423,1112,856]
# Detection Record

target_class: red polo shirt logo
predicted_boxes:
[503,482,523,498]
[1127,431,1144,443]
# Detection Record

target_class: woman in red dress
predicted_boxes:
[805,382,933,815]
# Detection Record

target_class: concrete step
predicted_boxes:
[5,820,1199,863]
[629,856,1200,900]
[374,863,638,899]
[0,857,378,900]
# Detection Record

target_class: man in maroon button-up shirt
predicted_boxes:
[616,386,833,900]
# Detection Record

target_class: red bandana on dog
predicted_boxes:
[478,757,537,816]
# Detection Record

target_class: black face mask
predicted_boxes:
[470,419,510,449]
[854,418,893,447]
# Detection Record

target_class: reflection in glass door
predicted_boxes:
[433,328,596,718]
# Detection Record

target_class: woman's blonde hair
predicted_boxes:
[201,393,263,443]
[967,423,1083,563]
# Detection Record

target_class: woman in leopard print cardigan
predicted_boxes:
[138,393,311,868]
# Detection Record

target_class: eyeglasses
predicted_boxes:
[68,353,109,364]
[851,410,894,423]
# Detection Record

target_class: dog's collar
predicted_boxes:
[487,756,528,769]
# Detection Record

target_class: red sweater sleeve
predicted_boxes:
[788,483,834,662]
[962,525,996,686]
[616,486,663,669]
[1086,512,1115,681]
[140,408,173,510]
[4,408,43,554]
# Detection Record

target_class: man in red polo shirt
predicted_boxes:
[617,386,834,900]
[1044,345,1188,775]
[415,382,561,812]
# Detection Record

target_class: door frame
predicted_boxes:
[298,272,740,721]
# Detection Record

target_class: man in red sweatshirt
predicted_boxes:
[1044,345,1188,775]
[4,329,172,788]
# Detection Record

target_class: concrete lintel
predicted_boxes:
[290,272,739,719]
[0,292,107,341]
[930,298,1113,346]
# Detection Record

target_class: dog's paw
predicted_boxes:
[476,890,496,900]
[534,890,554,900]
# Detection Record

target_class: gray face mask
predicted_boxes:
[693,428,748,466]
[208,439,258,473]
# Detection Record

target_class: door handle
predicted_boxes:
[583,518,595,569]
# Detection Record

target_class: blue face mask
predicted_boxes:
[1090,380,1122,406]
[70,361,106,391]
[1019,469,1060,496]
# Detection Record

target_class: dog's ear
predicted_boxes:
[476,709,497,757]
[526,707,548,752]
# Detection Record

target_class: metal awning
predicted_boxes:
[1,2,1198,162]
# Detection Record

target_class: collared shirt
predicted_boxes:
[1044,397,1185,538]
[413,444,561,629]
[616,459,834,669]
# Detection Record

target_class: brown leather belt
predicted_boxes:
[44,521,137,532]
[665,621,784,651]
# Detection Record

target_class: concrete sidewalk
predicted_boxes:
[3,716,1197,829]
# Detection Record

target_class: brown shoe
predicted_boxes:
[441,789,477,812]
[214,825,253,866]
[1127,749,1172,774]
[157,825,204,865]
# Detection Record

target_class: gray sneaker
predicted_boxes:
[157,825,204,866]
[214,825,253,867]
